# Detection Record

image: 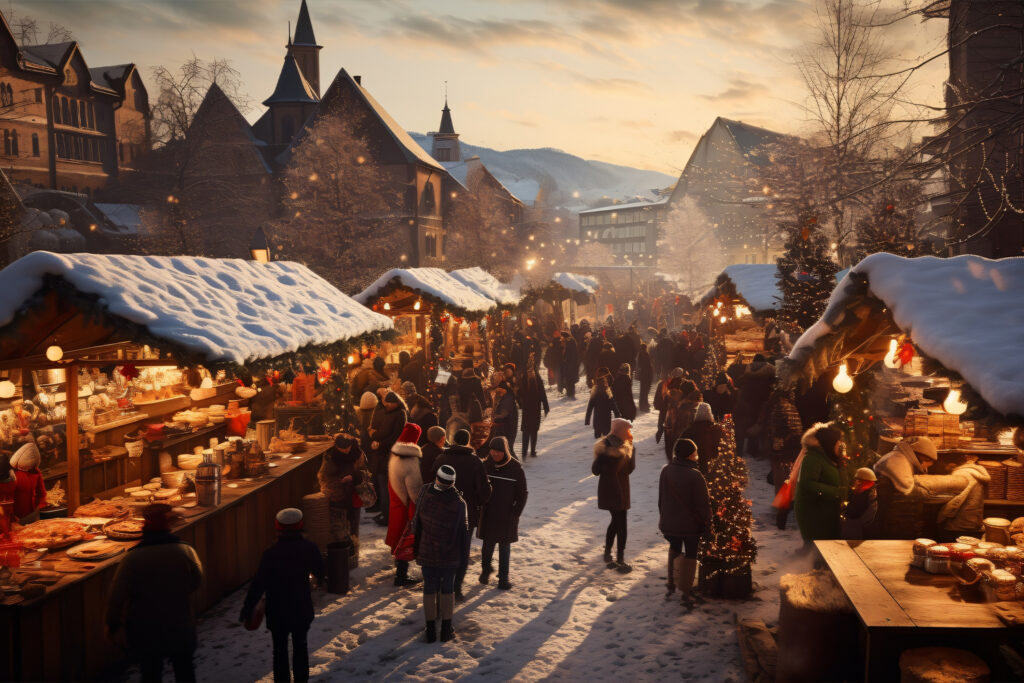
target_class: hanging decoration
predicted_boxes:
[883,338,899,369]
[832,363,853,393]
[943,388,968,416]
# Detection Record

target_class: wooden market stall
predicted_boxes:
[0,251,392,681]
[449,267,524,368]
[701,264,781,356]
[522,272,598,327]
[354,267,497,368]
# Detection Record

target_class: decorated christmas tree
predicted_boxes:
[702,414,757,589]
[856,183,927,259]
[700,334,726,392]
[776,201,838,331]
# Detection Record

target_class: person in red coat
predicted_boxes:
[387,423,424,587]
[0,453,16,537]
[11,442,46,523]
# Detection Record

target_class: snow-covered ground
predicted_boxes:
[187,383,813,682]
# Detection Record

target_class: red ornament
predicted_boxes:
[317,365,332,385]
[885,204,894,212]
[898,342,915,366]
[119,364,140,381]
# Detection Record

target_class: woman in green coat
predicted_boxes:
[794,424,845,543]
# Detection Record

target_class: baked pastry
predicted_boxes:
[15,520,94,549]
[103,518,145,540]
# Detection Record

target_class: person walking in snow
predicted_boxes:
[659,438,711,604]
[560,332,581,399]
[611,363,637,422]
[593,418,636,573]
[369,391,408,527]
[490,381,519,457]
[478,436,528,591]
[414,464,468,643]
[794,424,845,544]
[519,363,550,458]
[585,371,620,439]
[386,424,424,587]
[637,343,654,412]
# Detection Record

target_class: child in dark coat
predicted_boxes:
[842,467,878,540]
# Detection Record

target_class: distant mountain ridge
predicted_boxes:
[408,132,675,210]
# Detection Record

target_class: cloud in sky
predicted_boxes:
[701,77,772,104]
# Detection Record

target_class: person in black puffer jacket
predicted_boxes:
[659,438,711,604]
[611,363,637,421]
[414,465,468,643]
[240,508,325,683]
[478,437,528,591]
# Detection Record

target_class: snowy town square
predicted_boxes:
[3,1,1024,682]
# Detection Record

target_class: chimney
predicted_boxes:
[354,75,362,85]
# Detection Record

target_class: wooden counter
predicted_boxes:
[816,540,1024,681]
[1,442,330,682]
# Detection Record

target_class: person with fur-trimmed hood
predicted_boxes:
[793,423,845,543]
[387,424,424,587]
[478,437,528,590]
[592,418,636,573]
[585,370,620,439]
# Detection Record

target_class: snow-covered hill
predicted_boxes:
[408,133,676,210]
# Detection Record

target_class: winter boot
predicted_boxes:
[423,592,438,643]
[394,561,420,588]
[616,561,633,574]
[603,548,614,567]
[665,549,682,599]
[679,558,699,604]
[440,594,455,642]
[479,564,493,585]
[497,578,512,590]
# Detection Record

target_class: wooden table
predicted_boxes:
[816,540,1024,681]
[1,442,330,682]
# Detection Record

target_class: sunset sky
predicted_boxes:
[9,0,948,175]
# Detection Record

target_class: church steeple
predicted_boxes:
[431,88,461,163]
[287,0,322,97]
[439,98,455,136]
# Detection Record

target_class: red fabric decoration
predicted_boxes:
[397,423,422,445]
[119,364,140,381]
[898,342,915,365]
[800,227,810,241]
[316,365,332,385]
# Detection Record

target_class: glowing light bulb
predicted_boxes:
[383,302,391,310]
[720,316,727,324]
[414,300,421,311]
[347,355,356,365]
[833,363,853,393]
[883,339,899,369]
[0,380,15,398]
[46,345,63,362]
[944,389,968,415]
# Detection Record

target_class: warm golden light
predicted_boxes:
[883,339,899,369]
[383,302,391,310]
[414,300,422,311]
[944,389,968,415]
[46,345,63,362]
[833,363,853,393]
[0,380,15,399]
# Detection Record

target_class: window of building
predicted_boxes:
[2,130,9,156]
[87,103,94,129]
[420,181,436,214]
[34,88,42,104]
[61,98,71,125]
[70,99,79,127]
[79,102,86,128]
[31,133,39,157]
[425,234,437,257]
[10,131,17,156]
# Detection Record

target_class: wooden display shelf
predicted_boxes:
[84,413,148,434]
[132,394,190,416]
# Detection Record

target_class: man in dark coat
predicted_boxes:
[351,356,388,402]
[107,504,203,683]
[597,341,618,379]
[240,508,326,683]
[592,418,636,573]
[706,371,736,422]
[654,332,675,380]
[585,373,620,438]
[420,426,447,485]
[518,365,550,458]
[559,332,580,399]
[585,334,603,387]
[734,354,776,457]
[317,434,365,542]
[456,360,488,421]
[369,392,408,526]
[431,429,491,600]
[478,437,528,590]
[543,332,562,391]
[400,350,429,395]
[490,381,519,456]
[636,343,654,412]
[659,438,711,603]
[680,403,724,478]
[413,464,468,643]
[611,363,637,421]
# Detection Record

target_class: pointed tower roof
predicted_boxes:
[262,53,320,106]
[292,0,320,47]
[438,99,456,136]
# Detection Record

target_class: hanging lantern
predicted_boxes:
[45,345,63,362]
[0,380,15,399]
[883,339,899,369]
[719,315,727,324]
[414,300,422,311]
[833,363,854,393]
[383,302,391,311]
[943,388,968,416]
[347,354,357,366]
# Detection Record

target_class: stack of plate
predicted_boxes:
[980,460,1007,499]
[1004,459,1024,501]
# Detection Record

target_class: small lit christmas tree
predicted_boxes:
[700,334,726,392]
[701,414,756,597]
[776,201,838,331]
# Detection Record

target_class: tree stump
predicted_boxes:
[776,569,858,682]
[899,647,990,683]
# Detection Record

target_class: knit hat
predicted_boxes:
[694,402,714,423]
[673,438,697,460]
[854,467,877,482]
[401,381,417,397]
[436,464,457,487]
[275,507,304,531]
[359,391,379,410]
[142,503,181,532]
[392,423,422,457]
[904,435,937,462]
[453,429,471,446]
[427,425,447,444]
[814,426,844,460]
[488,436,513,461]
[610,418,632,440]
[10,442,40,470]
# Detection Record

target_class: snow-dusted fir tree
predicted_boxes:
[657,198,725,300]
[776,201,837,331]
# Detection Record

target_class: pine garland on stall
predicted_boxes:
[700,334,726,391]
[776,202,838,331]
[829,370,878,485]
[702,415,757,577]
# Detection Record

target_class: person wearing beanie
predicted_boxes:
[420,426,448,483]
[368,391,408,526]
[793,424,845,543]
[659,438,711,604]
[9,441,46,523]
[387,423,424,587]
[413,464,468,642]
[680,402,726,477]
[518,364,550,458]
[611,363,637,422]
[842,467,879,540]
[107,504,203,682]
[401,381,418,400]
[318,433,366,543]
[478,437,528,590]
[240,508,325,683]
[585,372,620,439]
[431,428,491,600]
[636,343,654,413]
[592,418,636,573]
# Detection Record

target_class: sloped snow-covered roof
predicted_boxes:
[706,264,781,312]
[449,267,522,306]
[788,253,1024,418]
[553,272,599,294]
[354,268,496,313]
[0,252,392,365]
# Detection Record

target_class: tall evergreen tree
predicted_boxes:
[776,202,838,331]
[855,183,927,258]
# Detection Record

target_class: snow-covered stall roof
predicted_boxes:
[553,272,599,295]
[704,264,781,313]
[354,268,496,314]
[449,267,522,307]
[786,253,1024,419]
[0,252,393,365]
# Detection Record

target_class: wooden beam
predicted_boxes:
[66,364,80,512]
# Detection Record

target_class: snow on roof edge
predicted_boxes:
[354,267,497,313]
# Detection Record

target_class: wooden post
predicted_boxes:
[66,364,80,512]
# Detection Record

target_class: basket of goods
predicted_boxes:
[925,545,951,574]
[911,539,936,569]
[982,569,1020,601]
[161,470,187,488]
[66,540,128,561]
[984,517,1012,545]
[14,520,94,549]
[74,499,132,519]
[956,557,995,586]
[1004,546,1024,575]
[948,543,976,574]
[244,442,269,477]
[102,518,145,541]
[269,424,306,453]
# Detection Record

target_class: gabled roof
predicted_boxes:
[191,82,273,174]
[89,64,133,94]
[716,117,793,166]
[438,100,455,136]
[553,272,599,294]
[449,267,522,306]
[578,197,668,215]
[292,0,320,47]
[701,264,781,313]
[0,252,393,365]
[354,267,496,314]
[263,53,319,106]
[20,41,75,70]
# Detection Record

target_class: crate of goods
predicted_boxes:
[980,460,1008,499]
[1006,460,1024,501]
[903,409,929,436]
